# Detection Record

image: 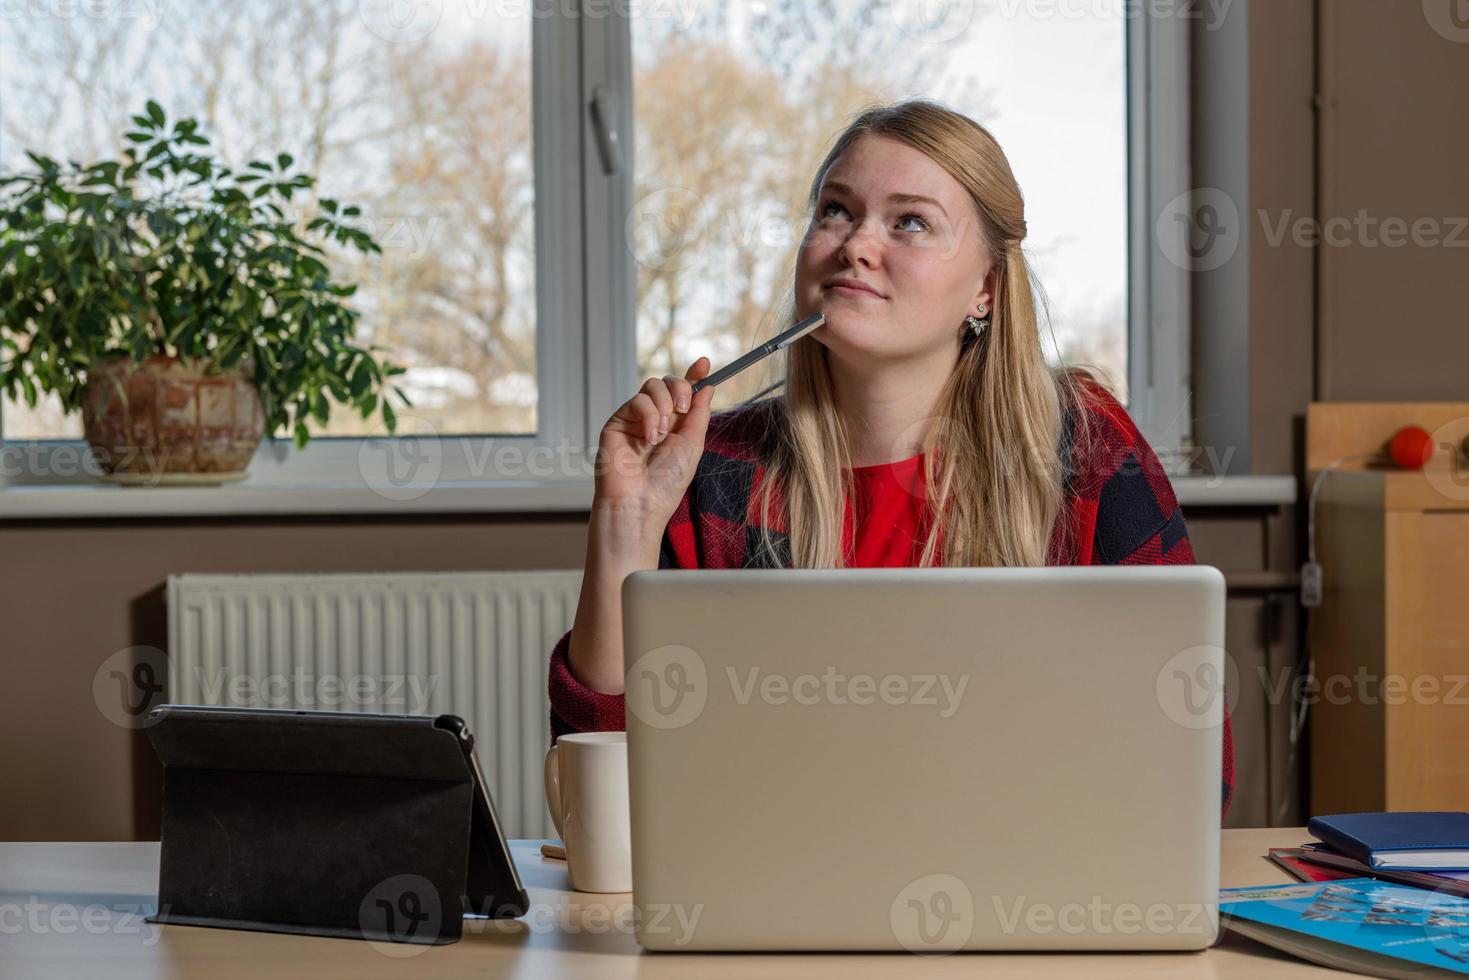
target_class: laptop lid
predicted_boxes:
[622,565,1225,952]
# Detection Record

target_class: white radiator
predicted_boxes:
[165,571,582,838]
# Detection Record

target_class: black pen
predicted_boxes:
[690,312,826,394]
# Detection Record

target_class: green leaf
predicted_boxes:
[145,100,166,126]
[276,153,294,171]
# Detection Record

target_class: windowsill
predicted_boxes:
[0,474,1296,520]
[0,479,597,519]
[1172,475,1297,508]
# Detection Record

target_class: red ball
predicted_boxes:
[1388,426,1433,469]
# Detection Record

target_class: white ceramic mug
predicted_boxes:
[543,732,632,893]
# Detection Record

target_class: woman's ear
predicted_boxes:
[972,267,996,312]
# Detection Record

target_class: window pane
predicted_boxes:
[631,2,1127,407]
[0,0,536,440]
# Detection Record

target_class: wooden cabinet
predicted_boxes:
[1307,403,1469,814]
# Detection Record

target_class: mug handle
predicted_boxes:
[543,744,564,839]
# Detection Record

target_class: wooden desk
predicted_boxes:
[0,831,1343,978]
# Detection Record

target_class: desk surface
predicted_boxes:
[0,829,1341,979]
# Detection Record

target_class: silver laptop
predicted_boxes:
[621,565,1226,952]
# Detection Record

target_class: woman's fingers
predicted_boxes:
[639,376,675,440]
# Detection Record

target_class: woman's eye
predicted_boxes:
[897,213,929,233]
[818,199,848,221]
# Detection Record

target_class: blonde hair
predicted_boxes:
[750,98,1092,569]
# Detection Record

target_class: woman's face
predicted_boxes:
[795,134,994,363]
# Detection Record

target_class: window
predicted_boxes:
[1,1,1188,489]
[1,0,539,440]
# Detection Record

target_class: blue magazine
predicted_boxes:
[1221,878,1469,978]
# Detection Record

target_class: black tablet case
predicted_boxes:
[144,707,527,944]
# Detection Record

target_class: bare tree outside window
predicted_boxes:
[1,1,1126,441]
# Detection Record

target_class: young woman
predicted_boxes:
[549,99,1233,818]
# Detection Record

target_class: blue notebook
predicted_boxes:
[1220,878,1469,977]
[1308,812,1469,871]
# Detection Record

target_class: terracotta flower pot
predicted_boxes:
[81,356,265,484]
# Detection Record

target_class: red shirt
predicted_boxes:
[842,453,936,567]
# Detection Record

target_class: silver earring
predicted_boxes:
[964,303,990,339]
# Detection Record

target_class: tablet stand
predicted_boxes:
[145,711,483,944]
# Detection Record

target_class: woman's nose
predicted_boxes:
[838,219,883,266]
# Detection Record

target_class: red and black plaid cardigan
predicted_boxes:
[548,379,1235,818]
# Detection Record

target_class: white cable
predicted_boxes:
[1306,452,1379,566]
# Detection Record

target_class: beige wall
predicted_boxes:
[1231,0,1469,476]
[1314,0,1469,404]
[0,517,587,841]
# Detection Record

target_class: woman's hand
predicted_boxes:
[591,357,717,549]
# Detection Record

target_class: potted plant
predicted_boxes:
[0,101,407,484]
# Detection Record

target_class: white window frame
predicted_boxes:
[3,3,1192,498]
[1128,7,1194,465]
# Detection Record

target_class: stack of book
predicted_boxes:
[1222,812,1469,979]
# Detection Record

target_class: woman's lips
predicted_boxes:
[826,284,884,299]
